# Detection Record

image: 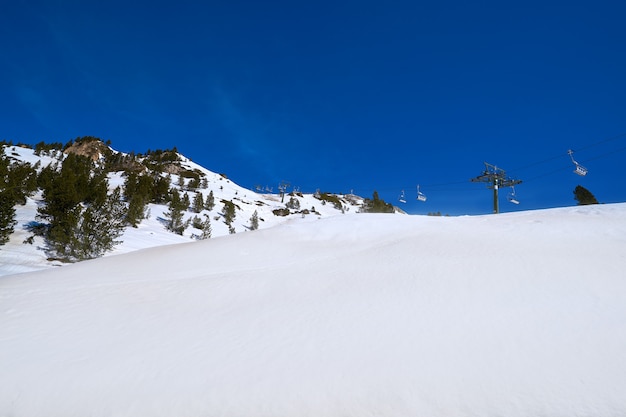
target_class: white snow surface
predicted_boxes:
[2,202,626,416]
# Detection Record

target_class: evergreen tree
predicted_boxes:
[72,187,125,260]
[574,185,598,205]
[181,192,191,211]
[222,200,236,226]
[86,170,109,206]
[199,214,212,239]
[164,189,188,235]
[187,177,200,190]
[361,191,395,213]
[36,163,56,191]
[0,191,16,245]
[37,154,126,261]
[37,154,93,259]
[205,190,215,211]
[286,196,300,210]
[249,210,259,230]
[152,175,171,204]
[124,173,152,227]
[126,194,148,227]
[123,172,139,200]
[43,204,83,260]
[0,154,16,244]
[2,159,37,206]
[192,192,204,213]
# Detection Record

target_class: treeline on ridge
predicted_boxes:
[1,137,208,261]
[1,136,399,264]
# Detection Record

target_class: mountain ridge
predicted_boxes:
[1,139,382,276]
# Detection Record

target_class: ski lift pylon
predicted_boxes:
[416,184,427,202]
[567,149,588,176]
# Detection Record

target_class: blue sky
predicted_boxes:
[2,0,625,215]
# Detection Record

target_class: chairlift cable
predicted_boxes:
[574,132,626,153]
[287,132,626,200]
[523,144,626,183]
[510,132,626,173]
[579,144,626,163]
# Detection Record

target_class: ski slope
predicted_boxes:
[0,144,365,276]
[1,203,626,416]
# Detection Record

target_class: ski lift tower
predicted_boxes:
[471,162,522,214]
[278,180,290,203]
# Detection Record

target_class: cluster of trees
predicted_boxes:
[360,191,395,213]
[33,141,64,156]
[1,138,270,263]
[0,151,38,244]
[314,192,343,210]
[35,153,126,261]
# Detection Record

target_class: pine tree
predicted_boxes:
[286,196,300,210]
[0,191,16,245]
[249,210,259,230]
[37,154,93,260]
[187,177,200,190]
[74,186,126,259]
[574,185,598,205]
[164,189,188,235]
[3,159,37,206]
[199,214,212,239]
[37,153,126,261]
[191,215,202,229]
[205,190,215,211]
[126,194,147,227]
[152,175,171,204]
[124,173,152,227]
[361,191,395,213]
[222,200,236,226]
[181,192,191,211]
[0,154,16,244]
[192,192,204,213]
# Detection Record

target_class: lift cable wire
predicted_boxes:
[574,132,626,153]
[400,133,626,193]
[509,132,626,174]
[384,139,626,196]
[580,144,626,164]
[521,144,626,183]
[314,132,626,199]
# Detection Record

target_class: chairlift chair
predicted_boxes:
[567,149,588,176]
[398,190,407,203]
[416,185,427,202]
[507,186,520,205]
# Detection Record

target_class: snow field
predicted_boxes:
[1,203,626,416]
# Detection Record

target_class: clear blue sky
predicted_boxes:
[2,0,625,215]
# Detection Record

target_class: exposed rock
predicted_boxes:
[64,139,110,162]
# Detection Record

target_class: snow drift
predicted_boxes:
[2,203,626,416]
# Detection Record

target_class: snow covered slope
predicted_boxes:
[0,144,366,276]
[2,203,625,416]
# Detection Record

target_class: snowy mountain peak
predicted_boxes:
[0,140,388,276]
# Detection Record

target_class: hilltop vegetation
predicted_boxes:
[0,137,397,268]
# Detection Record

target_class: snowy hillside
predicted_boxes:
[0,143,368,276]
[2,202,626,416]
